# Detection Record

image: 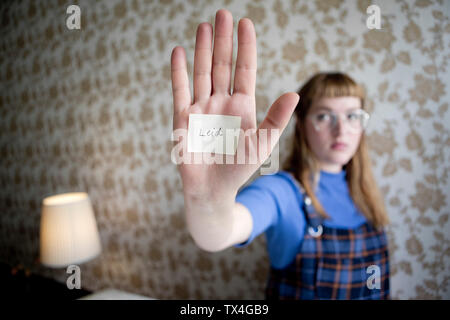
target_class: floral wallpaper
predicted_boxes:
[0,0,449,299]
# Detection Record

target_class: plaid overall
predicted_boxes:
[265,187,390,300]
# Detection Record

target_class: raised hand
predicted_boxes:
[171,9,299,202]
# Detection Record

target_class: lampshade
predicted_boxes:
[40,192,102,268]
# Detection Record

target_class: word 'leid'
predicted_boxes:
[199,127,224,137]
[187,114,241,155]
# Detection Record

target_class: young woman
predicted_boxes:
[171,9,390,300]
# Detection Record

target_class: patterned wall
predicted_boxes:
[0,0,449,299]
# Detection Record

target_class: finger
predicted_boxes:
[171,46,191,115]
[233,18,256,96]
[212,9,233,95]
[257,92,299,155]
[194,23,213,102]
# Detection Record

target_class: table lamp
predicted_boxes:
[40,192,102,268]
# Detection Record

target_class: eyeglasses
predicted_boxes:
[308,109,370,133]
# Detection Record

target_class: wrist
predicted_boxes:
[184,189,237,213]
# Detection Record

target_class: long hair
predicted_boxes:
[282,72,389,228]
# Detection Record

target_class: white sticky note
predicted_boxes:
[188,114,241,155]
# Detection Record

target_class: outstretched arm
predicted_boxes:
[171,9,299,252]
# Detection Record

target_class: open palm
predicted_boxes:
[171,9,299,201]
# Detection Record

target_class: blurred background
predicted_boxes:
[0,0,449,299]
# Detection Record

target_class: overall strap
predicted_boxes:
[301,193,324,238]
[286,172,324,238]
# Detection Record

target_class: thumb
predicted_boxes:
[258,92,299,132]
[254,92,299,165]
[257,92,299,151]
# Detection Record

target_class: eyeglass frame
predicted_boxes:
[307,108,370,133]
